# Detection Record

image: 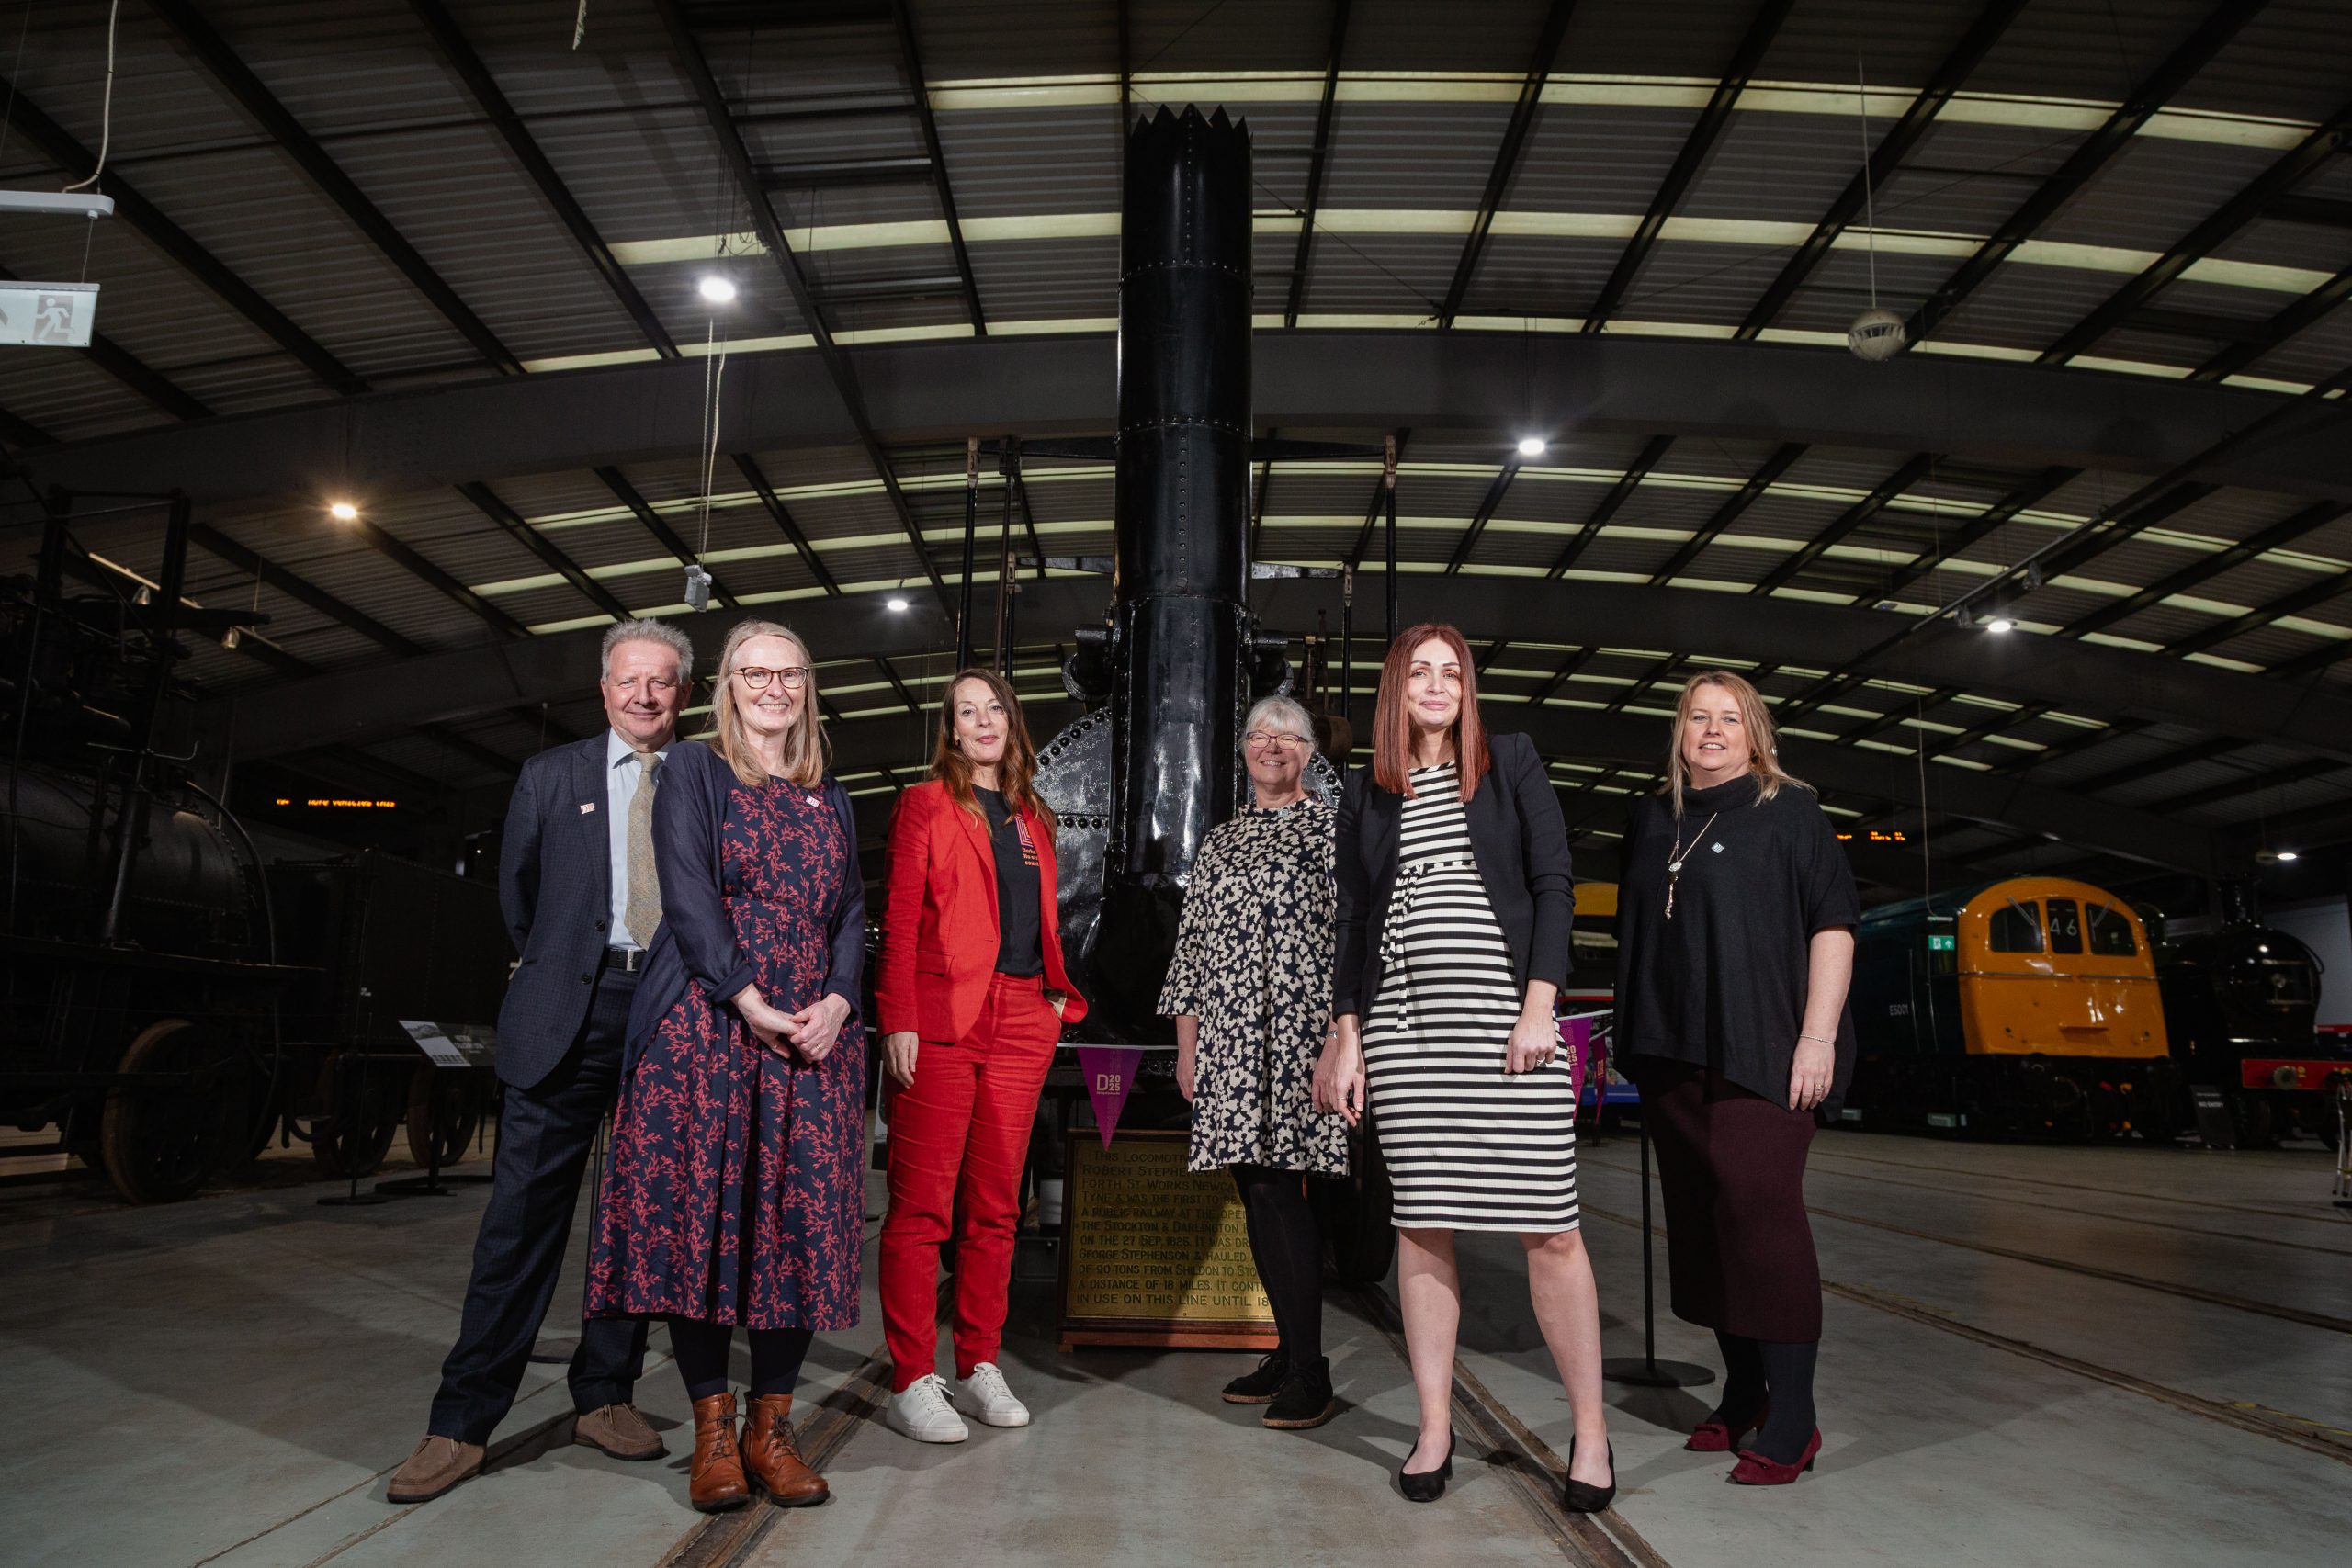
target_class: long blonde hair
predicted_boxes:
[1662,670,1809,816]
[710,619,829,788]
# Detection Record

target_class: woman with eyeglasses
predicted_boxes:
[1158,694,1351,1430]
[874,667,1086,1444]
[587,621,866,1513]
[1314,624,1613,1510]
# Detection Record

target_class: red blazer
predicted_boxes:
[875,778,1087,1043]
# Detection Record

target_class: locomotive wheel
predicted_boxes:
[2130,1081,2185,1145]
[311,1055,401,1179]
[404,1064,483,1168]
[1311,1133,1396,1286]
[99,1018,245,1204]
[2227,1091,2277,1151]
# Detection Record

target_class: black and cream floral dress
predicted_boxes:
[1158,798,1351,1177]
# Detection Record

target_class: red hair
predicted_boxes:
[1372,623,1491,801]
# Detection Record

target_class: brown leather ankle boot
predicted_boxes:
[688,1393,750,1513]
[741,1393,830,1506]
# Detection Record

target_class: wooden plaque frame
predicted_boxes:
[1056,1129,1280,1352]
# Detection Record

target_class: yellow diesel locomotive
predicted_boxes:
[1849,877,2176,1139]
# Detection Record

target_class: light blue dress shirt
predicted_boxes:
[605,727,673,950]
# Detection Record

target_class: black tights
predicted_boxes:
[1713,1329,1817,1464]
[1232,1165,1324,1365]
[668,1317,815,1403]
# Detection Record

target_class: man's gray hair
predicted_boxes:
[600,618,694,684]
[1244,694,1317,754]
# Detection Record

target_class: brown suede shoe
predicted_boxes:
[574,1402,665,1461]
[688,1393,751,1513]
[741,1393,830,1507]
[386,1435,484,1504]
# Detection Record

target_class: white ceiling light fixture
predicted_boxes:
[1516,436,1547,458]
[1984,616,2016,635]
[698,275,739,304]
[328,501,359,522]
[886,595,910,613]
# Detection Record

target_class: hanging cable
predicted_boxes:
[1856,48,1880,310]
[61,0,119,193]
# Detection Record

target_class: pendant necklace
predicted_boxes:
[1665,811,1719,920]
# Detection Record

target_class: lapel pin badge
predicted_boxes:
[580,802,597,814]
[1712,841,1724,853]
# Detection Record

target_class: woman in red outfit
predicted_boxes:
[875,667,1085,1443]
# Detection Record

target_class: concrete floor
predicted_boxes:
[2,1130,2346,1568]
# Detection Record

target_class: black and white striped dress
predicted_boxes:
[1363,761,1579,1233]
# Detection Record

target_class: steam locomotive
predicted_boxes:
[0,492,506,1201]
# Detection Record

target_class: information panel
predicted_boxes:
[1057,1130,1277,1351]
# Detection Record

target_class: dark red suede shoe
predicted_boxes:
[1686,1400,1769,1453]
[1729,1427,1821,1486]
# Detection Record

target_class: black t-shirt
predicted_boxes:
[975,786,1045,977]
[1612,772,1862,1115]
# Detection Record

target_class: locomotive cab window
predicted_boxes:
[2083,902,2137,957]
[1989,900,2044,953]
[2046,898,2083,955]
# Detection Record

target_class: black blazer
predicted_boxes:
[492,734,628,1089]
[1331,730,1573,1019]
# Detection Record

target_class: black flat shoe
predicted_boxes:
[1399,1432,1455,1503]
[1564,1436,1616,1514]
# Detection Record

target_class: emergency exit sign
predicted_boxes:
[0,281,97,347]
[1928,934,1956,952]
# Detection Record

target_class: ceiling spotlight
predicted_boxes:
[885,596,910,613]
[698,275,738,304]
[2276,850,2300,863]
[1516,436,1547,458]
[328,501,358,522]
[1985,616,2016,635]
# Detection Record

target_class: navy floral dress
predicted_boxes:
[588,776,866,1330]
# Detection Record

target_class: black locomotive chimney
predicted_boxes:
[1083,106,1255,1039]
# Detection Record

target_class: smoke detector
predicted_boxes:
[1848,308,1907,362]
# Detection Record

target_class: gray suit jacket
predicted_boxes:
[493,734,624,1089]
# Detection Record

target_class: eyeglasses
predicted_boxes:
[734,665,808,691]
[1246,730,1310,750]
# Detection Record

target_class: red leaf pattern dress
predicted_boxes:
[588,776,865,1330]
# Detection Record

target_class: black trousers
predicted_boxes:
[1629,1058,1822,1343]
[429,966,649,1443]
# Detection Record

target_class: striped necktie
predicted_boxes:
[625,750,663,945]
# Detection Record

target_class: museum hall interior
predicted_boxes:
[2,3,2348,1566]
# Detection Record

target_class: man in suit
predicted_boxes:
[390,620,693,1503]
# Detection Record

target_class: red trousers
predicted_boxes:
[879,972,1059,1390]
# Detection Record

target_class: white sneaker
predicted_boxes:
[959,1362,1031,1427]
[887,1373,969,1443]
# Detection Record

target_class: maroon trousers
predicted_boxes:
[1629,1058,1822,1344]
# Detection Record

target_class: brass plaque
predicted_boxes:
[1057,1131,1277,1349]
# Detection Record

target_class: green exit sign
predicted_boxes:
[1928,934,1956,952]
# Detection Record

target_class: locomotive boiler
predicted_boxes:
[1032,106,1336,1043]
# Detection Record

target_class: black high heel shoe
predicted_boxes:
[1398,1432,1455,1503]
[1564,1437,1616,1514]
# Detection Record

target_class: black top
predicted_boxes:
[1613,772,1861,1117]
[1332,731,1574,1018]
[975,786,1044,977]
